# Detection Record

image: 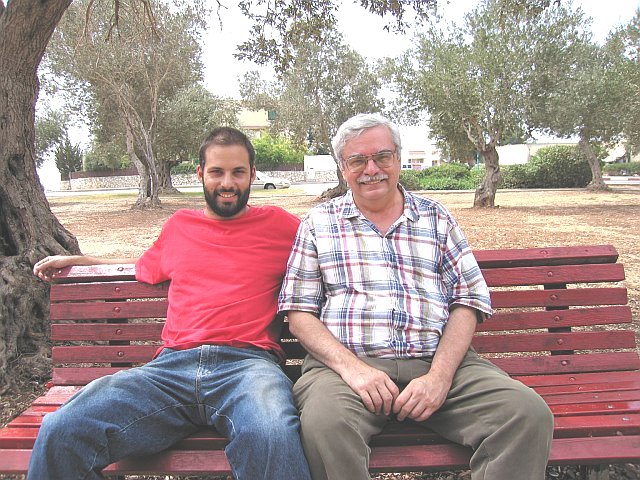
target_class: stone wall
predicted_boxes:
[65,170,338,190]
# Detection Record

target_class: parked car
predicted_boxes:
[252,171,291,189]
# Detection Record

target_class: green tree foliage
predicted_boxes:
[156,84,240,181]
[45,0,206,206]
[242,30,383,196]
[35,109,67,168]
[252,134,306,169]
[614,10,640,153]
[235,0,558,74]
[54,135,83,180]
[84,141,129,171]
[532,27,633,190]
[391,0,586,207]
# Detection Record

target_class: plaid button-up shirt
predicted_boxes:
[278,187,492,358]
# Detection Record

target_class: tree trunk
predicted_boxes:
[125,122,161,209]
[0,0,78,393]
[578,136,609,191]
[474,146,501,207]
[319,160,348,200]
[158,159,180,194]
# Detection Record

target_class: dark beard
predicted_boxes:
[203,185,251,218]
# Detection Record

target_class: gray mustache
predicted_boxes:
[357,174,389,184]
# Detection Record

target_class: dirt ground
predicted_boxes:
[2,186,640,479]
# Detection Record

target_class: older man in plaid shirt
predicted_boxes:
[278,113,553,480]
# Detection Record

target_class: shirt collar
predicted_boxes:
[337,185,420,223]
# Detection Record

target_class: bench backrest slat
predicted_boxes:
[52,345,158,363]
[51,281,167,301]
[478,306,632,331]
[473,245,618,267]
[482,263,625,287]
[490,287,628,309]
[51,323,164,341]
[50,300,168,320]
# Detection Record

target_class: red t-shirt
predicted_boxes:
[135,206,300,359]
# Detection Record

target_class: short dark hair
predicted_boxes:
[198,127,256,170]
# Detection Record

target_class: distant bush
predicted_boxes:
[527,146,592,188]
[498,146,592,189]
[400,163,480,191]
[171,160,198,175]
[499,164,534,189]
[399,170,422,190]
[603,161,640,176]
[422,162,471,180]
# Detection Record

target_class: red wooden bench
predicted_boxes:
[1,244,638,479]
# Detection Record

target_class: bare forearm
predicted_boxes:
[33,254,138,281]
[287,310,400,414]
[428,305,477,386]
[288,311,361,376]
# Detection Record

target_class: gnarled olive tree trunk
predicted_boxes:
[474,146,501,207]
[0,0,79,393]
[578,136,609,191]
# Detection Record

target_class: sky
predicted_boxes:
[202,0,640,99]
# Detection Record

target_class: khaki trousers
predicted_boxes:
[293,350,553,480]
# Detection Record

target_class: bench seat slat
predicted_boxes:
[543,389,640,406]
[482,263,625,287]
[551,400,640,416]
[535,379,640,395]
[516,370,640,388]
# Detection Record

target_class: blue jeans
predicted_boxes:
[28,346,311,480]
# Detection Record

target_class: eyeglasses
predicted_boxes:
[342,149,397,173]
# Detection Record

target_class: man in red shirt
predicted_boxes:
[29,127,311,480]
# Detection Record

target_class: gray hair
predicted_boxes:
[331,113,402,162]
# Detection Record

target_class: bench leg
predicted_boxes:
[580,464,609,480]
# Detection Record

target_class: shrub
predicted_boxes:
[527,146,592,188]
[399,163,479,191]
[399,170,422,191]
[420,176,476,190]
[421,162,471,180]
[171,160,198,175]
[603,161,640,176]
[499,164,535,189]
